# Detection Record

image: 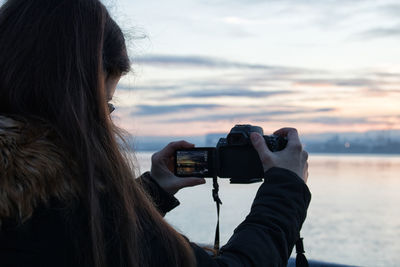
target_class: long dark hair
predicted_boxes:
[0,0,195,266]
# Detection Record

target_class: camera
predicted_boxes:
[174,124,287,183]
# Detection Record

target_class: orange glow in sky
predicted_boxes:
[107,0,400,137]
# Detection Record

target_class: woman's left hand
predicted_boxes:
[150,141,206,195]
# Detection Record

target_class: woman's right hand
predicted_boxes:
[250,128,309,183]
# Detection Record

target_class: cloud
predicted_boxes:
[117,84,179,92]
[307,116,369,125]
[134,55,240,68]
[158,107,335,123]
[294,78,378,87]
[118,74,395,96]
[133,104,222,116]
[119,54,400,115]
[359,26,400,40]
[252,116,370,125]
[373,72,400,78]
[221,16,264,25]
[201,0,366,6]
[379,4,400,19]
[159,111,296,123]
[121,54,399,132]
[315,108,337,112]
[133,54,302,74]
[172,88,293,98]
[290,115,400,126]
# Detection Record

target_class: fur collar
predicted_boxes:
[0,115,81,223]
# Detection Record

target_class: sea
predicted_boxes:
[134,152,400,267]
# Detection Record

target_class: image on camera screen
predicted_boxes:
[176,150,210,176]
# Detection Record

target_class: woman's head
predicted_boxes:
[0,0,128,124]
[103,10,130,101]
[103,12,130,78]
[0,1,194,267]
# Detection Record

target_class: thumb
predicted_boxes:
[177,177,206,189]
[250,132,271,161]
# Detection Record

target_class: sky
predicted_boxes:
[105,0,400,137]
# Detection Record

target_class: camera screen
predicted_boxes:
[175,149,213,177]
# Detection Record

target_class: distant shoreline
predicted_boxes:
[127,130,400,155]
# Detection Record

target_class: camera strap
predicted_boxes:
[295,237,309,267]
[212,176,222,254]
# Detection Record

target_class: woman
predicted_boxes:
[0,0,310,266]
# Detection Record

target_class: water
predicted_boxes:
[135,152,400,267]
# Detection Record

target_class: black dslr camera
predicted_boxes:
[174,125,287,183]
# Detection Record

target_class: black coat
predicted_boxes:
[0,169,310,267]
[0,116,311,266]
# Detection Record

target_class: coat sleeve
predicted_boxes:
[137,172,180,216]
[192,167,311,267]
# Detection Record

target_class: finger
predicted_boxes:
[250,132,272,162]
[274,128,301,151]
[167,155,175,171]
[176,177,206,189]
[273,127,292,136]
[159,140,195,156]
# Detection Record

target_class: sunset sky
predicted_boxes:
[106,0,400,137]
